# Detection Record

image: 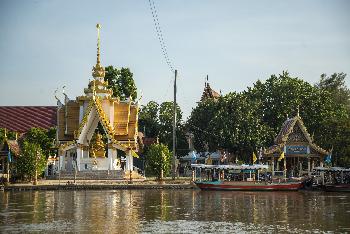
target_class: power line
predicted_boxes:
[148,0,175,73]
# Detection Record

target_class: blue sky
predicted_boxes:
[0,0,349,119]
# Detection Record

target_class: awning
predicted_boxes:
[191,164,268,170]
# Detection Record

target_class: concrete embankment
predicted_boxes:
[1,180,196,191]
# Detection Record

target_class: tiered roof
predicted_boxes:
[201,83,220,101]
[264,114,329,155]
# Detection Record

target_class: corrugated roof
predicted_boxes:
[0,106,57,132]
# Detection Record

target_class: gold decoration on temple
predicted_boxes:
[90,133,106,157]
[92,23,105,78]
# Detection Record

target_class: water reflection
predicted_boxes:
[0,190,349,233]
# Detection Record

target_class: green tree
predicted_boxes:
[187,93,272,161]
[0,128,17,143]
[16,141,46,183]
[186,99,219,152]
[24,127,56,158]
[146,143,171,179]
[104,66,137,100]
[139,101,160,138]
[316,73,350,110]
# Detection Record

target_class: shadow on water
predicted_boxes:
[0,190,349,233]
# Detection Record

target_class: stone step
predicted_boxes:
[50,170,125,180]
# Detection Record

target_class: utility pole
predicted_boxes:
[172,69,177,180]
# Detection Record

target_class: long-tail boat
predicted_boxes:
[191,164,304,191]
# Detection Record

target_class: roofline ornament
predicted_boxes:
[92,23,105,78]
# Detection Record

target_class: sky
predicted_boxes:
[0,0,349,119]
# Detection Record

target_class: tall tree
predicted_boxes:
[104,66,137,100]
[24,127,56,158]
[16,142,46,183]
[139,101,160,138]
[145,143,171,179]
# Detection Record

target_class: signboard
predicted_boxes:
[286,145,308,154]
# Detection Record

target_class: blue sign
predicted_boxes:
[286,145,308,154]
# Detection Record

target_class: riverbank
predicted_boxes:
[1,178,196,191]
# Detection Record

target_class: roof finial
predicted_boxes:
[96,23,101,65]
[92,23,105,78]
[4,128,7,138]
[286,113,289,120]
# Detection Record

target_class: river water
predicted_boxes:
[0,189,349,233]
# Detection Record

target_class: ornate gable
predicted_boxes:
[286,122,308,143]
[265,114,329,155]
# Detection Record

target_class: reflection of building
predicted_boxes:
[57,24,140,179]
[263,112,330,177]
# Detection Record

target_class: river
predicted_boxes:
[0,190,349,233]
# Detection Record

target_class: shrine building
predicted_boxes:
[57,24,141,179]
[263,111,330,177]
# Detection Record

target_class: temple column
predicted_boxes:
[126,150,133,171]
[311,159,315,171]
[59,150,65,171]
[299,161,302,177]
[307,157,311,176]
[76,145,83,171]
[320,161,324,168]
[271,158,275,176]
[108,144,117,170]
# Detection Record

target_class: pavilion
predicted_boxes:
[263,111,330,177]
[56,24,141,179]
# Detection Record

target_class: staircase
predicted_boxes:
[51,170,125,180]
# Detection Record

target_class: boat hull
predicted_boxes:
[195,181,303,191]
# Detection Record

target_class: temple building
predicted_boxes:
[263,111,330,177]
[200,75,221,102]
[57,24,141,179]
[0,131,20,182]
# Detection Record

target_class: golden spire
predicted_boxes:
[92,23,105,78]
[96,23,101,65]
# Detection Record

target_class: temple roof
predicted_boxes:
[265,115,329,155]
[0,106,57,132]
[201,83,220,101]
[0,139,20,157]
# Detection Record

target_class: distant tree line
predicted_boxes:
[186,71,350,166]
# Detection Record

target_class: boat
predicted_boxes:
[311,167,350,192]
[191,164,304,191]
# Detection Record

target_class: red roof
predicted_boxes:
[0,106,57,132]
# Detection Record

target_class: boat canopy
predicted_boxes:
[191,164,269,170]
[313,167,350,172]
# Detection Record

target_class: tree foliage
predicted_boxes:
[139,101,189,156]
[0,128,17,143]
[104,66,137,100]
[24,127,56,158]
[139,101,160,138]
[145,143,171,179]
[16,142,47,179]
